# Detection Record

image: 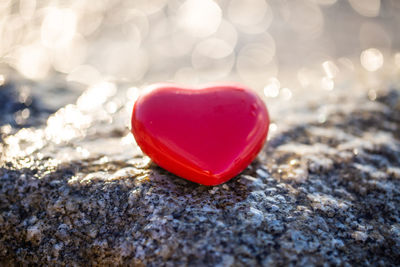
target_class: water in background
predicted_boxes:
[1,0,399,87]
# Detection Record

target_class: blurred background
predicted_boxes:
[1,0,400,86]
[1,0,400,133]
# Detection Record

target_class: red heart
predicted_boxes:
[131,83,269,185]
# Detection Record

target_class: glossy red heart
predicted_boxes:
[131,83,269,185]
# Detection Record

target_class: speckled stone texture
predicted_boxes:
[1,77,400,266]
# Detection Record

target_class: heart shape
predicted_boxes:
[131,83,269,185]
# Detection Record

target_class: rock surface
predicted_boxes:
[1,75,400,266]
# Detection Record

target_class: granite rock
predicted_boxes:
[1,78,400,266]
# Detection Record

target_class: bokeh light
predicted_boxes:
[178,0,222,38]
[360,48,384,72]
[348,0,380,17]
[0,0,398,95]
[41,8,77,49]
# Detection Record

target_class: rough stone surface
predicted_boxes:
[1,76,400,266]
